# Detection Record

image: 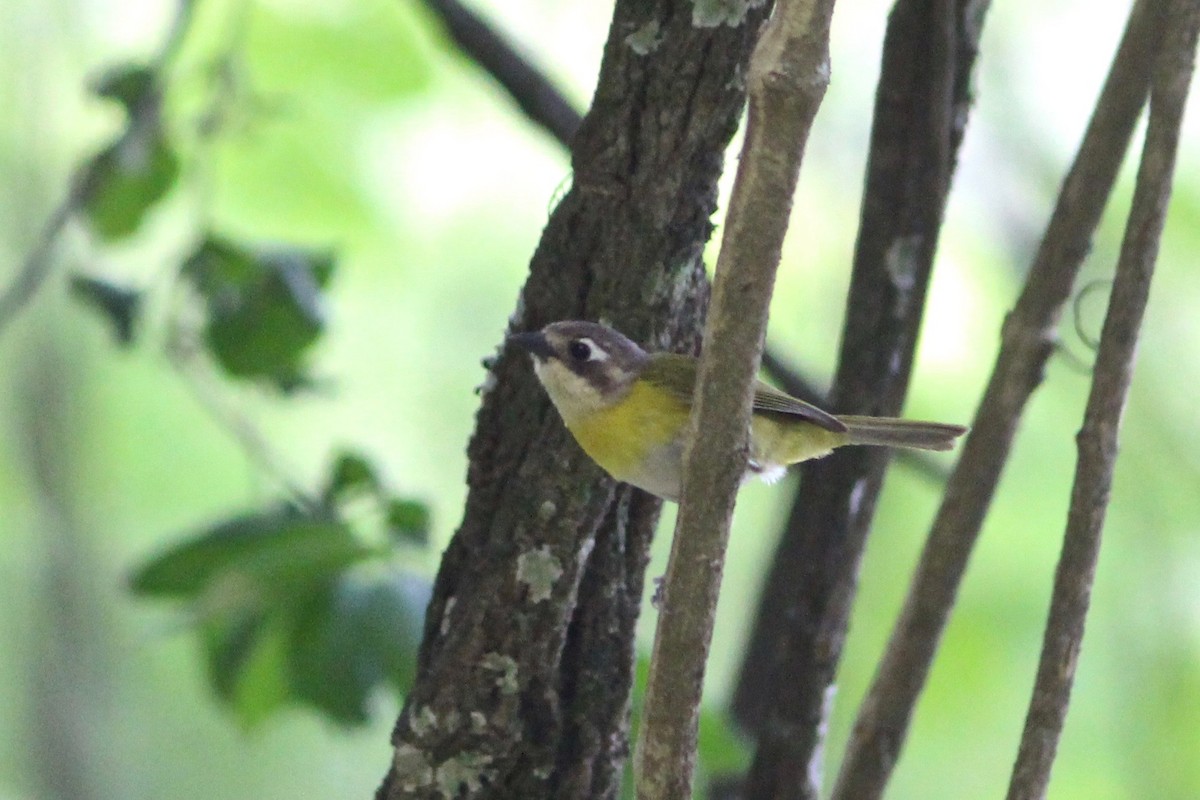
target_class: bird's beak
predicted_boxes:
[507,330,555,360]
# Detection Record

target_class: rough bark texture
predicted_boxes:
[634,1,836,797]
[375,2,770,798]
[732,0,987,797]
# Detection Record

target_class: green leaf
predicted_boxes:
[69,274,142,345]
[386,499,430,545]
[286,571,429,724]
[181,236,335,388]
[201,609,266,702]
[321,452,430,546]
[81,131,180,241]
[131,508,370,599]
[91,62,156,113]
[325,451,382,504]
[229,618,292,729]
[357,572,429,692]
[181,236,260,296]
[195,571,428,727]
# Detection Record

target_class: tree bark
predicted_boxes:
[375,2,771,798]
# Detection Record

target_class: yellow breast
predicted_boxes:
[564,381,691,484]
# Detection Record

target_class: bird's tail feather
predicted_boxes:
[840,416,967,452]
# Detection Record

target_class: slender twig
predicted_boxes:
[757,347,825,401]
[1006,2,1199,796]
[419,0,582,145]
[733,0,980,795]
[633,2,836,797]
[0,197,78,336]
[153,0,197,73]
[0,0,196,339]
[166,333,320,512]
[832,1,1170,797]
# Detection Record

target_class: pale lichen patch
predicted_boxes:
[393,744,434,790]
[516,545,563,603]
[480,652,520,695]
[626,20,661,54]
[885,234,924,313]
[410,705,439,738]
[691,0,765,28]
[436,751,494,795]
[439,596,457,636]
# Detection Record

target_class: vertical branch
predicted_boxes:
[1006,1,1200,796]
[633,1,837,798]
[733,0,984,796]
[832,1,1171,797]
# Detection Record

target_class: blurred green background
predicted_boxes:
[2,0,1199,798]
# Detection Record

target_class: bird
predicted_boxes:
[509,320,966,502]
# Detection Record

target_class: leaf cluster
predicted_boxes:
[132,450,431,727]
[62,31,438,729]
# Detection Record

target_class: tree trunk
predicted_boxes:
[375,2,771,798]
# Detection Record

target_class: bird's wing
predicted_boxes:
[750,381,847,433]
[642,353,847,434]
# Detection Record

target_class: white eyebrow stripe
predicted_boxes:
[577,337,609,361]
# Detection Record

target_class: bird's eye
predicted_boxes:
[567,340,592,361]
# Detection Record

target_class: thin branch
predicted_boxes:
[757,347,826,401]
[733,0,982,796]
[419,0,582,145]
[633,1,836,797]
[165,332,321,512]
[832,1,1171,797]
[0,197,78,337]
[0,0,195,339]
[153,0,197,73]
[1006,1,1200,796]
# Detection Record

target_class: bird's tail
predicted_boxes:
[840,416,967,452]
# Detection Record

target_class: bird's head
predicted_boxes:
[508,320,649,422]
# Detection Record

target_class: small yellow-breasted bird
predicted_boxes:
[509,321,967,502]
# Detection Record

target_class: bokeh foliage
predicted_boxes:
[47,20,437,732]
[1,0,1199,798]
